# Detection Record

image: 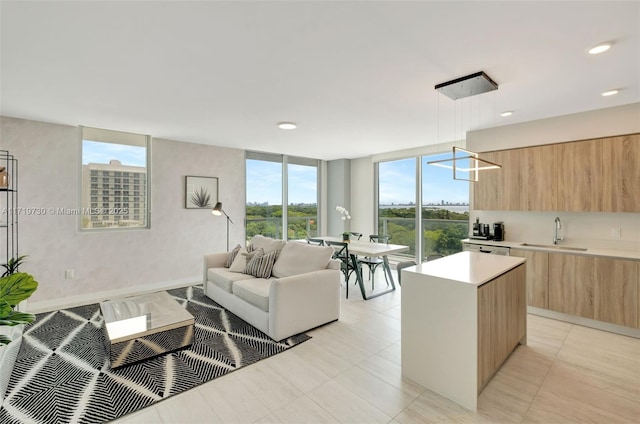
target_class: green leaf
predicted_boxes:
[0,310,36,326]
[0,334,11,346]
[0,272,38,307]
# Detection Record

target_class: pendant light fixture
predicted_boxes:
[427,71,502,182]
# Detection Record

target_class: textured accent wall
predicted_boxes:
[0,116,245,310]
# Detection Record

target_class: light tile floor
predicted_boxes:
[114,270,640,424]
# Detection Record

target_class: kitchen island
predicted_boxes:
[401,251,526,410]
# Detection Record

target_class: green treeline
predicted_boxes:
[245,205,469,257]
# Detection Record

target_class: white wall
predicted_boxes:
[1,116,245,311]
[467,103,640,251]
[350,157,375,236]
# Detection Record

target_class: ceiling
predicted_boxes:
[1,1,638,160]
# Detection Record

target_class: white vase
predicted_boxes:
[0,325,24,407]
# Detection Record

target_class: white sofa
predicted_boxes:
[203,235,341,341]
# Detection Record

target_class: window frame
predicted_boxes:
[79,126,151,231]
[245,151,320,241]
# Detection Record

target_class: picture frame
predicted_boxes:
[185,176,218,209]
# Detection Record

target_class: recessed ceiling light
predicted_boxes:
[500,111,513,117]
[601,89,619,97]
[277,122,297,130]
[588,43,611,55]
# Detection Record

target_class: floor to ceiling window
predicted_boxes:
[246,152,319,241]
[376,151,469,263]
[287,158,318,239]
[421,152,470,258]
[377,158,417,257]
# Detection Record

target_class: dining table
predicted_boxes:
[315,236,410,300]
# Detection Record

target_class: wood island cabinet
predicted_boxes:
[473,133,639,212]
[510,248,549,308]
[548,253,639,328]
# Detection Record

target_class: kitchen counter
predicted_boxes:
[409,251,525,286]
[401,252,527,410]
[462,238,640,261]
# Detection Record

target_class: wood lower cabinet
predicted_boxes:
[548,253,639,328]
[549,254,595,319]
[593,257,639,328]
[510,249,549,308]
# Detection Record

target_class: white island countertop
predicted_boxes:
[409,251,525,286]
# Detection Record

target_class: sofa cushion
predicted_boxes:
[244,249,278,279]
[224,244,242,268]
[250,235,286,254]
[207,267,256,293]
[272,242,334,278]
[229,247,263,272]
[233,278,272,312]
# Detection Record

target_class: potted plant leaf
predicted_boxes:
[0,258,38,405]
[0,271,38,345]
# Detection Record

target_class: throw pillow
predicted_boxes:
[228,248,249,272]
[228,247,264,273]
[244,249,278,279]
[224,244,242,268]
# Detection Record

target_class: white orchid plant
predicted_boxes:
[336,206,352,237]
[335,206,351,221]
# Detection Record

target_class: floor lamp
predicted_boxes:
[212,202,233,251]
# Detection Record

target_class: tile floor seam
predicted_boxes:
[520,350,564,422]
[326,375,395,423]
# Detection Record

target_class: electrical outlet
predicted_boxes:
[65,269,74,279]
[611,227,621,238]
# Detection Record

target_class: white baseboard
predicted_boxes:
[528,306,640,339]
[28,276,202,313]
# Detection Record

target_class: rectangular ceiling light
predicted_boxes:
[427,147,501,182]
[435,71,498,100]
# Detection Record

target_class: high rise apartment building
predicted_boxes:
[81,159,147,228]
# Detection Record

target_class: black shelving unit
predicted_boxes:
[0,150,18,272]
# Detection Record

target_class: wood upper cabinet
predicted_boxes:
[548,253,639,328]
[473,133,639,212]
[601,134,640,212]
[556,139,603,212]
[521,144,557,211]
[510,248,549,308]
[473,151,502,210]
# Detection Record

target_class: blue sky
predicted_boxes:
[246,160,318,204]
[378,152,469,205]
[84,141,466,206]
[82,140,146,166]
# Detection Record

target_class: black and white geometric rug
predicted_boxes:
[0,285,310,423]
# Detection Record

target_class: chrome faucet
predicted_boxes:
[553,216,564,245]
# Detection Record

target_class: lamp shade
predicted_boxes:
[211,202,223,216]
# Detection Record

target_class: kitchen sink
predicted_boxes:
[520,243,588,252]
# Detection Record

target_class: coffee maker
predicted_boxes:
[493,222,505,242]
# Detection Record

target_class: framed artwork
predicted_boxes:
[185,176,218,209]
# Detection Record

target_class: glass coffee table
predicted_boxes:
[100,291,195,368]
